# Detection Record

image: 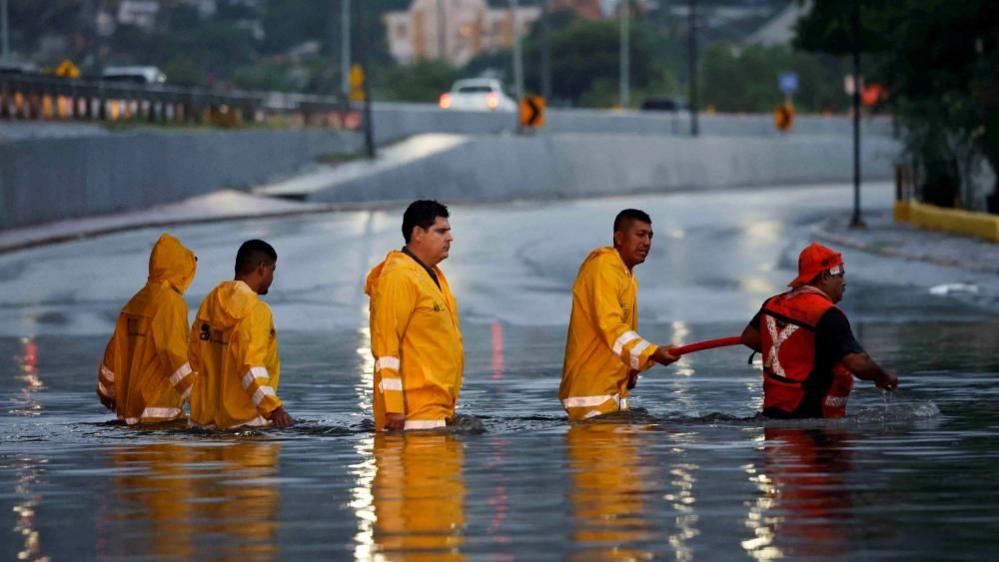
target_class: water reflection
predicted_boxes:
[9,455,47,561]
[10,337,43,417]
[742,428,854,561]
[565,423,657,561]
[364,433,467,561]
[98,441,282,561]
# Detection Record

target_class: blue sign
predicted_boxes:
[779,72,799,94]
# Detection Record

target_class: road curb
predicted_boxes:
[811,218,999,274]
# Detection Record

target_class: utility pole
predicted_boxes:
[619,0,630,109]
[436,0,447,60]
[340,0,351,100]
[540,0,551,101]
[688,0,699,136]
[850,0,865,228]
[510,0,525,130]
[356,0,375,158]
[1,0,10,63]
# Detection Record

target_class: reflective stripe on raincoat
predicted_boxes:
[188,280,282,428]
[559,247,659,421]
[98,233,197,425]
[364,250,464,430]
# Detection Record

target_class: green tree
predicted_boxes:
[701,43,848,113]
[372,60,461,103]
[795,0,999,210]
[536,18,665,107]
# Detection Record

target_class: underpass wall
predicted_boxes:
[0,129,361,228]
[306,133,902,204]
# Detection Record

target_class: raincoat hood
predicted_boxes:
[582,247,627,274]
[364,250,411,298]
[148,233,197,295]
[208,280,260,329]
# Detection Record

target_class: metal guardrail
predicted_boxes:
[0,73,358,128]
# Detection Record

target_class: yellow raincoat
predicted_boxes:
[559,247,659,420]
[189,280,282,428]
[365,250,464,430]
[98,233,196,425]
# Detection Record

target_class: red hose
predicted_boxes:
[668,336,743,356]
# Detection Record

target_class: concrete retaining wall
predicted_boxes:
[371,102,896,144]
[305,133,902,204]
[0,128,361,228]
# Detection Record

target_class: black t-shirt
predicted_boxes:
[749,306,865,417]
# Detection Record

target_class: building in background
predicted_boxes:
[384,0,541,67]
[550,0,603,21]
[117,0,161,31]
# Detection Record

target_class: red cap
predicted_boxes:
[789,243,843,288]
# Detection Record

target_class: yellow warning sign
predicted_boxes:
[349,65,366,102]
[54,59,81,79]
[519,95,545,128]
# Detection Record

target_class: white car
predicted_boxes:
[439,79,517,112]
[102,66,167,85]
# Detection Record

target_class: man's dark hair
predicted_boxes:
[613,209,652,233]
[235,239,277,276]
[402,200,449,243]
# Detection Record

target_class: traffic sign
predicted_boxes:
[778,72,798,94]
[774,102,795,132]
[54,59,80,79]
[519,95,545,128]
[349,64,365,101]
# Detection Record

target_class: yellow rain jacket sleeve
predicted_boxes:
[365,251,464,430]
[559,247,659,421]
[97,233,197,424]
[188,281,282,429]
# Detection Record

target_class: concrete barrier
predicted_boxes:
[370,102,896,144]
[895,201,999,242]
[0,107,898,230]
[304,133,901,204]
[0,128,361,228]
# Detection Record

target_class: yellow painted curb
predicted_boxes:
[894,201,999,242]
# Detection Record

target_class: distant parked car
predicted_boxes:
[640,97,686,112]
[439,79,516,112]
[102,66,167,85]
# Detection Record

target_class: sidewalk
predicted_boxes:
[814,211,999,274]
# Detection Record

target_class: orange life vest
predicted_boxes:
[759,287,854,418]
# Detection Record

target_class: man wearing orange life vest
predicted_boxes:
[365,200,464,431]
[559,209,678,421]
[97,233,197,425]
[740,243,898,419]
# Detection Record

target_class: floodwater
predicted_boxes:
[2,183,998,560]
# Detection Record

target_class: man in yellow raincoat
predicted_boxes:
[559,209,678,421]
[365,200,464,431]
[97,233,197,425]
[189,239,293,429]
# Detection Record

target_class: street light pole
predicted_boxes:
[619,0,630,109]
[688,0,699,136]
[340,0,350,100]
[437,0,447,60]
[356,0,375,158]
[510,0,525,131]
[850,0,865,228]
[1,0,10,63]
[541,0,551,101]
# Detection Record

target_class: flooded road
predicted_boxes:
[2,183,998,560]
